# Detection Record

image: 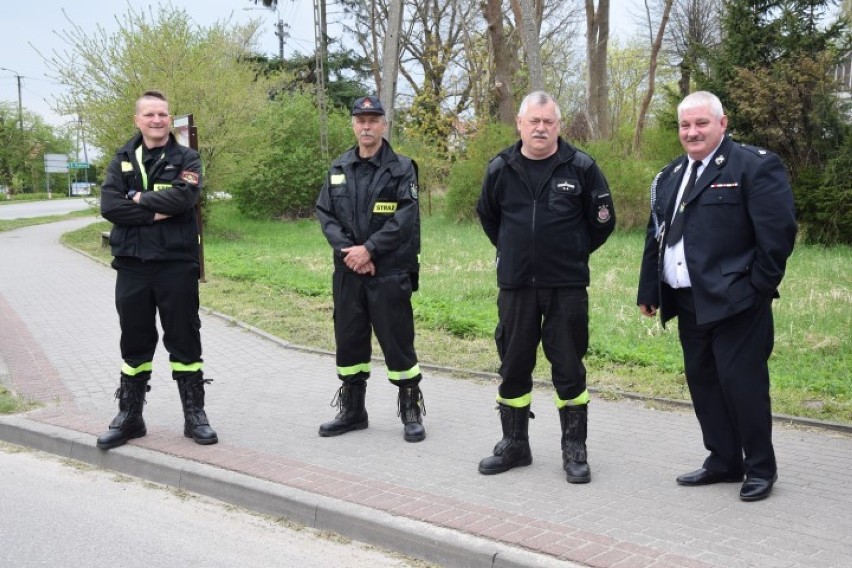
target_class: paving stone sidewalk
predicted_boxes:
[1,218,850,568]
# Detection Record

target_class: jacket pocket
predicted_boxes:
[720,255,754,301]
[548,178,581,214]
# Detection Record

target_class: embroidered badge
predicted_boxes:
[714,154,726,166]
[556,180,575,193]
[410,181,419,199]
[597,205,611,223]
[373,201,398,213]
[674,164,683,173]
[180,171,200,185]
[330,174,345,185]
[121,161,133,172]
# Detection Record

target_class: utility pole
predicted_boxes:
[314,0,329,163]
[380,0,403,141]
[275,17,289,61]
[0,67,23,131]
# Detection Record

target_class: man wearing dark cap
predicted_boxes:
[316,95,426,442]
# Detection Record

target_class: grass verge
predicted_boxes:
[61,201,851,424]
[0,209,96,232]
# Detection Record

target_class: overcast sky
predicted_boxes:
[0,0,644,128]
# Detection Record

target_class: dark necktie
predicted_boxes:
[666,161,698,246]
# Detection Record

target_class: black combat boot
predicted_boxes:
[176,373,218,445]
[397,384,426,442]
[96,374,150,450]
[318,381,368,437]
[478,404,533,474]
[559,404,591,483]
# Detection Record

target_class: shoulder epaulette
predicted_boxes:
[738,143,770,158]
[487,155,506,175]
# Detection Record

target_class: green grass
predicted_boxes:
[0,208,96,232]
[0,387,36,414]
[62,201,852,423]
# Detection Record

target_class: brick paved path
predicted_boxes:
[1,218,850,568]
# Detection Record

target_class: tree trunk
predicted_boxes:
[632,0,673,154]
[584,0,610,140]
[380,0,404,139]
[513,0,544,91]
[484,0,516,124]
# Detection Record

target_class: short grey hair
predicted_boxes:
[518,91,562,121]
[678,91,724,120]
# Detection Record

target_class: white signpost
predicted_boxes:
[43,154,70,197]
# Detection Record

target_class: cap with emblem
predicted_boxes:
[351,96,385,116]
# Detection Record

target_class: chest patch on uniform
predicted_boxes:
[153,183,171,192]
[121,161,134,172]
[555,180,576,193]
[180,171,199,185]
[373,201,397,213]
[330,174,345,185]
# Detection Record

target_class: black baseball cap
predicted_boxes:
[351,96,385,116]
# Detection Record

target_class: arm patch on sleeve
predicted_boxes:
[180,171,199,185]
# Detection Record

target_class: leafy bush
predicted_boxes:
[794,137,852,245]
[444,122,517,221]
[394,134,450,217]
[580,132,677,231]
[231,91,352,219]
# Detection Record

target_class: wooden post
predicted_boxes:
[173,114,206,282]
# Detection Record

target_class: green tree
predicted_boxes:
[272,47,373,111]
[0,103,72,194]
[40,4,286,196]
[697,0,849,173]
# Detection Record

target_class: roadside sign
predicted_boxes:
[68,162,89,169]
[44,154,68,174]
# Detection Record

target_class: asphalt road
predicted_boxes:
[0,442,427,568]
[0,198,94,220]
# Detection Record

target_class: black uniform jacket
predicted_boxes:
[637,136,797,326]
[316,141,420,277]
[101,132,202,262]
[476,138,616,290]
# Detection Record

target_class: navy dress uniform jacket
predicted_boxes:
[637,136,797,326]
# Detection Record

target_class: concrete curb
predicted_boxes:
[0,414,579,568]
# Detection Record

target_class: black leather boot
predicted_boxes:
[176,373,218,445]
[318,382,368,437]
[96,374,150,450]
[398,384,426,442]
[559,404,591,483]
[478,404,533,474]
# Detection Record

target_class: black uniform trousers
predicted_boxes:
[114,257,202,376]
[495,287,588,402]
[671,286,776,479]
[332,270,419,385]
